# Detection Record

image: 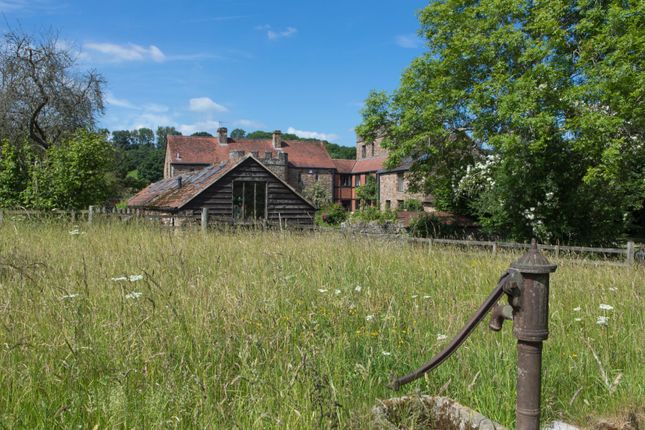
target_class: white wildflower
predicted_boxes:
[596,316,609,326]
[125,292,142,299]
[61,293,78,300]
[382,351,392,356]
[335,289,341,295]
[366,314,375,322]
[411,294,418,299]
[318,289,327,293]
[573,307,581,312]
[436,334,448,341]
[423,295,431,299]
[599,304,613,311]
[608,287,618,292]
[354,285,362,293]
[574,318,582,322]
[129,275,144,282]
[348,303,357,310]
[111,276,128,281]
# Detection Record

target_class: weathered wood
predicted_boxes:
[627,241,635,266]
[0,209,3,225]
[201,207,208,232]
[88,206,94,224]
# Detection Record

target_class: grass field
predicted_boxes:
[0,221,643,428]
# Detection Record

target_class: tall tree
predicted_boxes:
[156,126,181,150]
[230,128,246,139]
[0,30,105,151]
[357,0,644,244]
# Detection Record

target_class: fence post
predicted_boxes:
[492,241,498,256]
[201,207,209,232]
[88,206,94,224]
[626,241,635,266]
[71,210,76,223]
[0,209,3,225]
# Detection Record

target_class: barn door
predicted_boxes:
[232,181,267,221]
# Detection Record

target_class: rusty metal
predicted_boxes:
[389,239,556,430]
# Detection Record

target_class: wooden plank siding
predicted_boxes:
[183,157,315,225]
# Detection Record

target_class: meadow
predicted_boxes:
[0,221,643,429]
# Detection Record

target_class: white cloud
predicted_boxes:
[257,25,297,41]
[106,93,138,109]
[268,27,298,40]
[287,126,338,142]
[189,97,228,113]
[177,120,221,136]
[143,103,169,113]
[395,34,422,49]
[0,0,61,12]
[83,42,166,63]
[234,119,264,129]
[131,113,174,131]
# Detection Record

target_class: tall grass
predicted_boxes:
[0,221,643,428]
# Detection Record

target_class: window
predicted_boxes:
[361,145,366,158]
[371,143,375,157]
[385,200,391,210]
[341,175,352,187]
[354,174,361,186]
[232,181,267,220]
[397,173,405,192]
[397,199,404,208]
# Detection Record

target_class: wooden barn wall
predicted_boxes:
[184,158,315,225]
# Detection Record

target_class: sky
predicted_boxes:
[1,0,429,147]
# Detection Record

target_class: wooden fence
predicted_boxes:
[0,207,641,265]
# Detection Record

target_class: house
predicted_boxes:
[128,152,316,225]
[128,127,433,222]
[333,136,434,212]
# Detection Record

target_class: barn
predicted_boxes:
[128,153,316,226]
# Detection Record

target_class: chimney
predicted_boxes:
[272,130,283,148]
[229,150,246,162]
[217,127,228,144]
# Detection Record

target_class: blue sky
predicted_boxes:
[1,0,428,147]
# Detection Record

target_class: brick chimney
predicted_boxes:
[217,127,228,144]
[272,130,283,148]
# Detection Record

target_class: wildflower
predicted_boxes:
[608,287,617,292]
[573,307,581,312]
[61,293,78,300]
[411,294,418,299]
[335,289,341,295]
[436,334,448,341]
[599,304,613,311]
[111,276,128,281]
[354,285,362,293]
[596,316,609,326]
[126,292,142,299]
[69,229,82,235]
[366,314,375,322]
[382,351,391,356]
[574,318,582,322]
[318,289,327,293]
[423,295,431,299]
[129,275,144,282]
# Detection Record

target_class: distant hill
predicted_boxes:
[244,130,356,160]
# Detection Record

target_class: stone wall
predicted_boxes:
[379,172,433,211]
[356,136,388,160]
[287,168,334,200]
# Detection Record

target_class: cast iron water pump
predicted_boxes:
[389,240,557,430]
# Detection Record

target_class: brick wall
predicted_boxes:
[379,172,433,211]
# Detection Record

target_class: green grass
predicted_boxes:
[0,221,643,428]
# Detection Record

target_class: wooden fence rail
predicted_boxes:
[0,207,641,265]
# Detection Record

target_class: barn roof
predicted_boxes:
[128,154,317,211]
[351,156,387,173]
[167,136,335,169]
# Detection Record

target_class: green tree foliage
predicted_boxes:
[355,176,377,208]
[324,142,356,160]
[0,140,34,207]
[244,130,355,159]
[191,131,213,137]
[357,0,644,244]
[21,130,115,209]
[230,128,246,139]
[156,126,181,150]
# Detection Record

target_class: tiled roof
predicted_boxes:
[167,136,335,169]
[351,156,387,173]
[128,160,234,210]
[332,159,356,174]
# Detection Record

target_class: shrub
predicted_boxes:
[316,203,347,226]
[409,214,462,238]
[350,206,397,224]
[401,199,423,212]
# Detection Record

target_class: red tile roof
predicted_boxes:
[167,136,335,169]
[332,159,356,174]
[351,156,387,173]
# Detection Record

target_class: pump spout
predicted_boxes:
[388,270,513,391]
